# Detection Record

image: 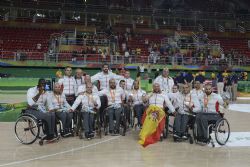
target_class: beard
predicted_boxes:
[153,89,161,93]
[110,85,116,89]
[206,91,212,95]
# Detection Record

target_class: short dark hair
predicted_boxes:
[38,78,46,85]
[119,80,125,84]
[173,84,179,89]
[65,66,72,70]
[102,64,109,68]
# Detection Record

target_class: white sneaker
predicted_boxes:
[173,134,181,138]
[182,135,188,139]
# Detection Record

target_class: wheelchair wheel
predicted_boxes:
[15,115,40,144]
[120,114,126,136]
[215,118,230,145]
[192,123,198,143]
[189,136,194,144]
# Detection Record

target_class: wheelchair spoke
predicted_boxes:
[15,115,39,144]
[215,119,230,145]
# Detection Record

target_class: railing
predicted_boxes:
[1,50,250,67]
[1,4,250,33]
[2,1,250,20]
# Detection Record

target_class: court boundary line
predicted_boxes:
[0,136,120,167]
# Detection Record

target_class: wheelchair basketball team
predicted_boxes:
[20,64,230,145]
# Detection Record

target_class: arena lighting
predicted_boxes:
[36,13,45,18]
[72,15,81,21]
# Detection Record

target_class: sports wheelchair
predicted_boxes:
[192,113,230,147]
[14,109,74,145]
[163,111,230,147]
[75,109,102,139]
[103,105,127,136]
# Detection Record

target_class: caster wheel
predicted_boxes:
[98,130,102,138]
[39,140,43,146]
[160,136,163,142]
[189,137,193,144]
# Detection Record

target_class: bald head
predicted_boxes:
[54,82,61,94]
[153,83,161,93]
[183,84,190,95]
[75,68,83,78]
[204,84,212,95]
[84,75,91,84]
[109,78,116,89]
[85,82,93,94]
[162,68,169,78]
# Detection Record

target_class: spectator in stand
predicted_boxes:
[37,43,42,50]
[122,42,126,52]
[224,76,232,101]
[92,46,97,54]
[211,72,217,93]
[184,71,194,89]
[145,38,149,46]
[174,72,185,92]
[217,71,224,95]
[195,71,206,84]
[136,48,141,55]
[124,49,130,63]
[72,51,77,62]
[222,70,229,78]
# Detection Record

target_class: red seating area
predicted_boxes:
[1,25,249,62]
[119,34,165,62]
[213,37,250,57]
[0,27,62,59]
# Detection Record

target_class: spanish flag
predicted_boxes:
[138,105,166,147]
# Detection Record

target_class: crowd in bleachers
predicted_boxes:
[0,25,250,66]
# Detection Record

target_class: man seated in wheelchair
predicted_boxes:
[170,84,201,140]
[26,78,56,140]
[127,80,147,128]
[118,80,130,126]
[47,82,73,136]
[98,78,126,135]
[196,83,228,143]
[70,83,101,139]
[138,83,176,146]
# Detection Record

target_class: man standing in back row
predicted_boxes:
[91,64,123,91]
[58,66,77,105]
[154,68,174,93]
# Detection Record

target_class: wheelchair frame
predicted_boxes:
[14,109,74,145]
[103,106,127,136]
[75,109,102,139]
[192,114,230,147]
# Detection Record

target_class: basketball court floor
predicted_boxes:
[0,95,250,167]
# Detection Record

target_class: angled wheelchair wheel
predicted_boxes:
[215,118,230,145]
[15,115,40,145]
[120,112,127,136]
[192,123,198,143]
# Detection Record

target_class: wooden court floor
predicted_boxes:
[0,101,250,167]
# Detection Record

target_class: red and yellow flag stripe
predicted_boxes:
[138,105,166,147]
